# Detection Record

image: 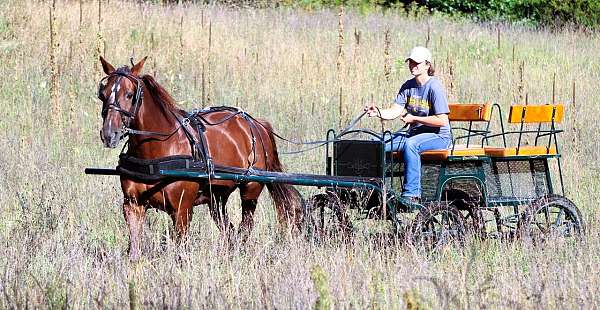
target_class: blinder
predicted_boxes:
[97,79,107,101]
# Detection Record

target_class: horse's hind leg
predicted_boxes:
[239,199,258,242]
[239,182,264,242]
[123,198,146,261]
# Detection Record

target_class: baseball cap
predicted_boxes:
[406,46,432,63]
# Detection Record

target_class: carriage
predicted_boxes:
[89,100,583,246]
[299,102,584,245]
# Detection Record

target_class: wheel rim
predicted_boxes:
[413,206,466,249]
[528,201,581,238]
[305,192,352,240]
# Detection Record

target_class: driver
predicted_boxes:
[366,46,451,202]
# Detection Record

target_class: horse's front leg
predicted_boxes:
[123,198,146,262]
[170,204,193,242]
[166,182,200,244]
[208,192,235,240]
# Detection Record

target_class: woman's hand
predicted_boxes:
[401,114,417,124]
[364,105,378,117]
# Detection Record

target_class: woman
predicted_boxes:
[366,46,451,202]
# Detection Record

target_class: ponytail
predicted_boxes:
[427,61,435,76]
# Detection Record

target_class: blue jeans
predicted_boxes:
[385,132,451,198]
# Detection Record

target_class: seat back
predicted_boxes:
[485,103,564,156]
[448,103,492,122]
[446,103,495,149]
[508,104,564,124]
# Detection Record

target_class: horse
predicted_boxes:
[97,56,303,260]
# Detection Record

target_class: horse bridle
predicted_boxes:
[97,70,144,133]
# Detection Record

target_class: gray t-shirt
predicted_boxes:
[394,77,451,138]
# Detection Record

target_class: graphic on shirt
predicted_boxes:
[406,96,430,115]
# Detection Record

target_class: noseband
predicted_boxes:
[98,69,144,132]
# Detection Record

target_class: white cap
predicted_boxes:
[406,46,432,63]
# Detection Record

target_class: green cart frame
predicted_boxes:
[305,103,583,245]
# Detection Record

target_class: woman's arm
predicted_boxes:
[402,113,448,127]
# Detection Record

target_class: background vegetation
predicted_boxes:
[423,0,600,28]
[1,0,599,308]
[199,0,600,29]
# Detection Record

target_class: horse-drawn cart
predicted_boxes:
[87,101,584,247]
[298,102,584,245]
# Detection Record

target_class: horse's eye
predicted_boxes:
[126,93,134,100]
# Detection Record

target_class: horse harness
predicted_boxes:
[98,69,266,182]
[98,68,144,130]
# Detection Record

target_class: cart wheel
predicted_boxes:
[519,195,584,241]
[409,202,467,250]
[304,191,353,240]
[442,188,485,239]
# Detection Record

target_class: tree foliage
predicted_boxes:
[285,0,600,28]
[419,0,600,28]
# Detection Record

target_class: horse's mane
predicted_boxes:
[140,74,186,116]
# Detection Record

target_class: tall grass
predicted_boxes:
[0,0,599,307]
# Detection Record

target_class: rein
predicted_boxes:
[124,117,190,139]
[251,108,391,155]
[252,107,409,155]
[267,111,370,155]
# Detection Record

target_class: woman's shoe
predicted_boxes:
[398,196,422,211]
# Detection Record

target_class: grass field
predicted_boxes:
[1,0,599,308]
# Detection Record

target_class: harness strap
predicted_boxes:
[186,112,214,174]
[124,121,186,138]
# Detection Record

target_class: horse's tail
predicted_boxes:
[259,120,304,231]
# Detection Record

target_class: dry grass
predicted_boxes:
[1,0,599,308]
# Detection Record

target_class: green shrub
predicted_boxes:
[424,0,600,28]
[287,0,600,28]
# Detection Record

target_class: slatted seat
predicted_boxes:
[391,103,495,162]
[483,104,563,158]
[484,146,556,157]
[424,146,486,160]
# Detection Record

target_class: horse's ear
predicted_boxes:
[99,56,115,75]
[131,56,148,76]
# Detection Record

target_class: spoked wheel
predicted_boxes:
[442,188,485,239]
[409,202,467,250]
[360,192,406,245]
[304,191,353,240]
[519,195,584,241]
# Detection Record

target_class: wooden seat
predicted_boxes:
[508,105,564,123]
[423,146,486,160]
[484,146,557,157]
[425,146,486,160]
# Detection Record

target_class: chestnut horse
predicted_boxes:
[97,56,302,260]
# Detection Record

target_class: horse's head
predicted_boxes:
[97,56,147,148]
